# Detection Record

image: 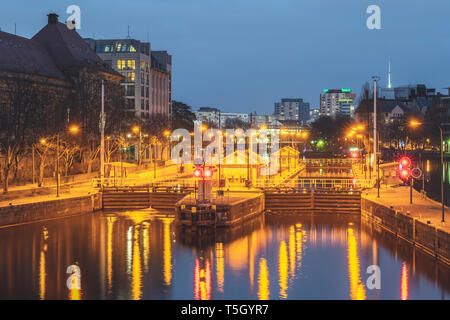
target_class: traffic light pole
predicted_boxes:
[410,178,413,204]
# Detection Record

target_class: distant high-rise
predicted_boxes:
[274,98,310,123]
[319,89,356,118]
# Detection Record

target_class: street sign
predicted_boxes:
[411,167,422,179]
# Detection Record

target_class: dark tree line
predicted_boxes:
[0,70,131,193]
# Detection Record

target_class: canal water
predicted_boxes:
[0,211,448,300]
[414,159,450,206]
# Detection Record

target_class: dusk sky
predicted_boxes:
[1,0,449,114]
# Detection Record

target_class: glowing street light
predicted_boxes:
[69,125,79,134]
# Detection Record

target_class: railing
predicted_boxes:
[256,177,373,191]
[92,177,196,188]
[300,158,358,166]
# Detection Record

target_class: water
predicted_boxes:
[0,212,448,300]
[415,159,450,206]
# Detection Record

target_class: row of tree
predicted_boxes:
[0,73,193,194]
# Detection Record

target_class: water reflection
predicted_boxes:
[416,159,450,206]
[258,258,269,300]
[401,262,409,300]
[347,225,366,300]
[0,212,448,299]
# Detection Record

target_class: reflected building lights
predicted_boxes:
[194,257,212,300]
[126,226,133,275]
[39,227,48,300]
[289,226,296,279]
[295,224,305,267]
[215,243,224,293]
[142,222,150,272]
[347,227,366,300]
[278,241,288,299]
[249,233,256,292]
[69,287,81,300]
[401,262,409,300]
[163,219,173,286]
[131,225,142,300]
[106,217,116,294]
[258,258,269,300]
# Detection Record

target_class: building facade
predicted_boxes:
[151,51,172,119]
[319,89,356,118]
[85,39,172,120]
[195,107,250,127]
[274,98,310,123]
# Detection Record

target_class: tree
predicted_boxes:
[310,115,353,152]
[0,75,63,193]
[143,114,171,160]
[172,101,196,131]
[69,71,129,173]
[33,136,56,187]
[61,141,81,177]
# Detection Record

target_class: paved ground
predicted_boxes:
[0,187,97,208]
[0,163,182,208]
[363,185,450,233]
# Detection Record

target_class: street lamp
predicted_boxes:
[54,125,80,197]
[132,126,142,165]
[409,120,445,222]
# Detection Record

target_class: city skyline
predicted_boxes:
[1,0,449,113]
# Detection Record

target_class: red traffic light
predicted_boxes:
[193,165,214,179]
[204,168,213,178]
[400,168,411,180]
[193,168,202,177]
[399,156,411,168]
[350,152,359,158]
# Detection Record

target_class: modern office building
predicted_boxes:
[85,38,172,120]
[319,89,356,118]
[274,98,310,123]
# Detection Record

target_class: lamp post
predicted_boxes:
[100,80,105,188]
[372,76,379,180]
[56,133,60,197]
[409,120,445,222]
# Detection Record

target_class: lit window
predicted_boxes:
[126,72,135,82]
[127,60,135,70]
[117,60,126,70]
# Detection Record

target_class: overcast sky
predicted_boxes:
[1,0,449,113]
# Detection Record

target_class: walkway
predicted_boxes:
[363,186,450,234]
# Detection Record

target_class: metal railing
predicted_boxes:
[256,177,373,191]
[300,158,358,166]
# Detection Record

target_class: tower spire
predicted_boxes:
[388,60,392,88]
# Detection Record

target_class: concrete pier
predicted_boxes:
[176,192,264,228]
[362,186,450,265]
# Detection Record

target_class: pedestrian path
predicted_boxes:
[363,186,449,234]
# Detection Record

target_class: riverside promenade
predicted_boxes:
[364,186,449,233]
[362,185,450,264]
[0,163,184,227]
